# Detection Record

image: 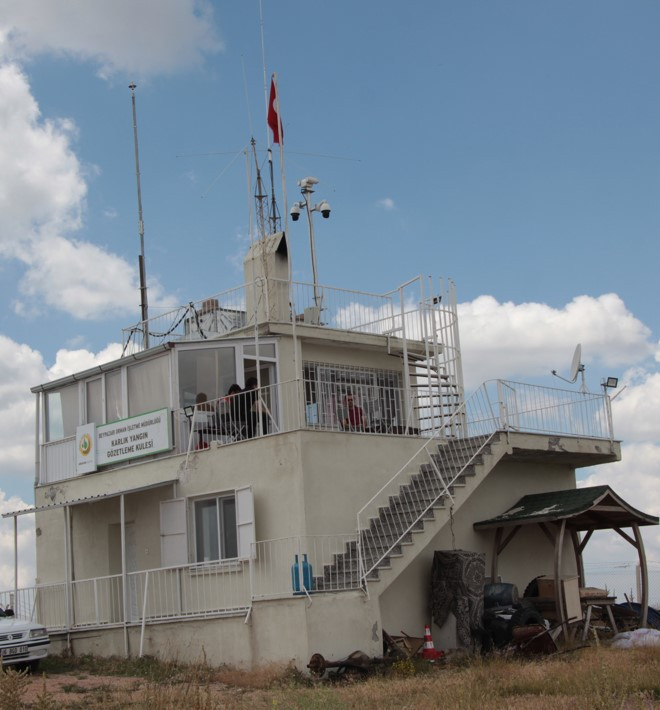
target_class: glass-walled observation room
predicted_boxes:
[39,340,280,446]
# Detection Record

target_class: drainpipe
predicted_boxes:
[34,393,40,486]
[64,506,73,646]
[120,494,128,657]
[13,516,18,611]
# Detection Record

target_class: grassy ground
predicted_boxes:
[1,644,658,709]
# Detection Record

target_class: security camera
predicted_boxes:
[290,203,301,221]
[298,176,319,190]
[319,201,331,219]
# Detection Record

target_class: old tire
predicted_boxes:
[508,606,544,631]
[523,576,543,598]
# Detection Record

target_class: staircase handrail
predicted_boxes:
[356,379,614,584]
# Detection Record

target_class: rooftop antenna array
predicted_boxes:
[552,343,587,393]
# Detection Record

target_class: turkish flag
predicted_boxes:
[267,77,283,144]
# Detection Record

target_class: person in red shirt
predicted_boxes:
[341,392,366,431]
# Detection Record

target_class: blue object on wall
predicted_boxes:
[291,553,314,594]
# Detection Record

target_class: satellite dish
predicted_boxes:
[552,343,587,392]
[569,344,583,382]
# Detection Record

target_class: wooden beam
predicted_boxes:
[578,529,593,554]
[538,522,556,547]
[571,529,585,587]
[554,519,567,636]
[498,525,521,555]
[613,527,637,548]
[632,523,649,628]
[491,527,502,582]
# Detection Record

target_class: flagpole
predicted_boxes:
[270,73,300,385]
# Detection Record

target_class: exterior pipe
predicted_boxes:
[139,571,149,657]
[120,494,128,657]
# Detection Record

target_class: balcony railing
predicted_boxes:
[38,378,614,486]
[1,535,358,634]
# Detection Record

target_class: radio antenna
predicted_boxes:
[129,82,149,350]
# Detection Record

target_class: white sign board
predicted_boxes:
[96,408,171,466]
[76,423,97,475]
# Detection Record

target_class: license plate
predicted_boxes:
[1,646,28,657]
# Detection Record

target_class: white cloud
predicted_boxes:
[0,63,85,260]
[378,197,395,211]
[0,63,175,320]
[609,370,660,443]
[459,293,656,388]
[0,0,222,79]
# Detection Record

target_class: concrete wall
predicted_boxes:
[35,429,424,585]
[48,591,381,670]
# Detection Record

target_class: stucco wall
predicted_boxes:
[35,429,423,585]
[48,591,380,669]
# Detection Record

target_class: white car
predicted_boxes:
[0,613,50,670]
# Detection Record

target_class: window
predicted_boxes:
[127,356,170,416]
[303,362,402,430]
[178,347,237,409]
[86,378,103,425]
[194,495,238,562]
[105,369,123,424]
[46,384,79,441]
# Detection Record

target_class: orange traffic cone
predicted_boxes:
[422,624,442,660]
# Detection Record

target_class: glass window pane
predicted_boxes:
[86,379,103,424]
[178,347,236,409]
[46,392,63,442]
[128,356,169,416]
[105,370,122,423]
[195,500,219,562]
[221,497,237,559]
[243,344,275,358]
[46,384,79,440]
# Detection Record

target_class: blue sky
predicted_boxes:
[0,1,658,595]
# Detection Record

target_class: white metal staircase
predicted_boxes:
[387,278,465,436]
[313,431,509,592]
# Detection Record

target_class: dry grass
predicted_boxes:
[2,645,658,709]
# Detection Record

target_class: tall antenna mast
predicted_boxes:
[251,138,268,240]
[129,82,149,350]
[267,147,281,233]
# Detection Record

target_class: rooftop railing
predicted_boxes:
[120,278,429,355]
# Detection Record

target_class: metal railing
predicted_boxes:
[182,379,439,462]
[41,436,76,485]
[122,285,249,355]
[356,380,615,583]
[1,536,359,634]
[121,279,407,355]
[251,534,360,599]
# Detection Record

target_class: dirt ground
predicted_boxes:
[21,672,148,706]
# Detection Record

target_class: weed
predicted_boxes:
[33,675,58,710]
[0,666,29,709]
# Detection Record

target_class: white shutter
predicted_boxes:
[160,498,188,567]
[235,486,255,560]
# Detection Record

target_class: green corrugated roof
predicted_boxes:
[474,485,659,530]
